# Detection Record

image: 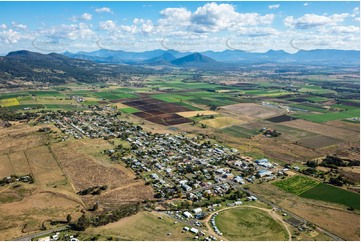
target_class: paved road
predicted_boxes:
[12,226,68,241]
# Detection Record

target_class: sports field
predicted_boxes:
[215,207,288,241]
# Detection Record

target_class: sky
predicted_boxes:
[0,1,359,54]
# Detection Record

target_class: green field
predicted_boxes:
[221,125,258,138]
[28,91,64,97]
[273,175,319,195]
[120,107,141,114]
[215,207,288,241]
[301,183,360,210]
[296,109,360,122]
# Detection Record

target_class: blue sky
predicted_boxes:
[0,1,359,53]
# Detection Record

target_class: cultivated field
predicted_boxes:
[200,116,241,129]
[273,175,319,195]
[301,183,360,210]
[221,103,285,121]
[281,119,360,143]
[176,110,219,118]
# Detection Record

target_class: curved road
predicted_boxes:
[204,205,292,241]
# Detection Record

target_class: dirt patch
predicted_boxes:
[296,135,343,149]
[221,103,285,121]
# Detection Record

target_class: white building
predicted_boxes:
[192,207,202,214]
[183,211,193,219]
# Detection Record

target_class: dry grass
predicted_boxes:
[82,211,191,241]
[0,191,82,240]
[176,110,219,118]
[200,116,242,129]
[8,151,32,176]
[51,140,153,207]
[0,155,14,177]
[25,146,66,187]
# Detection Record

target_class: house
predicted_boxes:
[183,211,193,219]
[234,201,243,205]
[190,228,199,234]
[183,227,190,231]
[258,170,272,177]
[150,173,159,179]
[247,196,258,201]
[233,176,245,184]
[192,207,202,214]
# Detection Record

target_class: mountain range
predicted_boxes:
[63,49,360,66]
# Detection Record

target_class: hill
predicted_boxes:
[0,50,156,87]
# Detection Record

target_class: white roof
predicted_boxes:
[190,228,199,234]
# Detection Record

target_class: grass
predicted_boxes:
[296,109,360,122]
[120,107,140,114]
[300,183,360,210]
[273,175,319,195]
[0,98,20,107]
[215,207,288,241]
[80,212,190,241]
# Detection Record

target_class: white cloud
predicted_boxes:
[268,4,280,10]
[304,3,309,7]
[284,13,349,29]
[95,7,113,14]
[0,29,31,43]
[81,13,92,21]
[329,25,360,34]
[70,13,93,22]
[11,22,27,30]
[158,7,191,26]
[354,17,360,22]
[39,23,95,40]
[99,20,116,31]
[189,3,274,33]
[0,24,6,30]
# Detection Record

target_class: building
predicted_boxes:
[183,211,193,219]
[192,207,202,214]
[190,228,199,234]
[233,176,245,184]
[258,170,273,177]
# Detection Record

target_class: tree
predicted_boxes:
[66,214,72,223]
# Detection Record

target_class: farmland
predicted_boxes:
[301,183,360,210]
[273,175,360,209]
[273,175,319,195]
